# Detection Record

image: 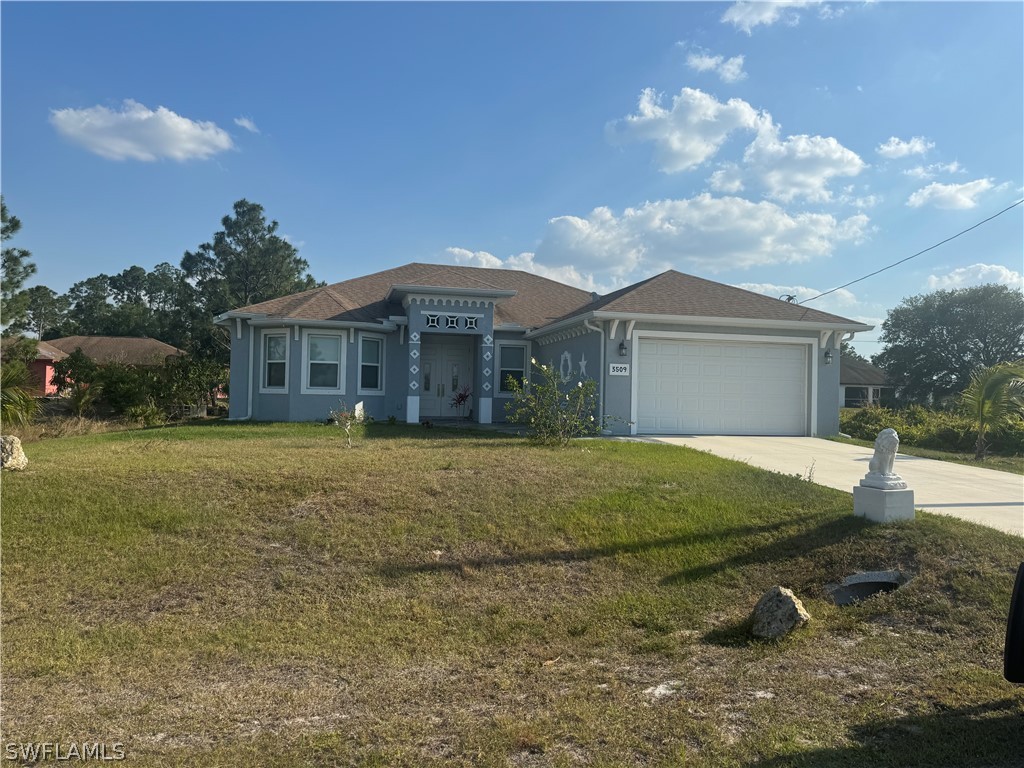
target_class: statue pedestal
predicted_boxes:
[853,486,915,523]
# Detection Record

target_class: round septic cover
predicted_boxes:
[829,570,905,606]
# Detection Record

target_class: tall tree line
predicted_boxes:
[1,199,320,362]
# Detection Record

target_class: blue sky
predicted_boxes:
[2,1,1022,355]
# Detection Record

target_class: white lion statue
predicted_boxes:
[861,428,907,489]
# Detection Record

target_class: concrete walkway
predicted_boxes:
[644,436,1024,537]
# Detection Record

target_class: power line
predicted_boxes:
[799,198,1024,305]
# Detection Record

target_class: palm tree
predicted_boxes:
[0,360,40,428]
[960,361,1024,460]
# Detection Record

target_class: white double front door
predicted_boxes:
[419,339,473,419]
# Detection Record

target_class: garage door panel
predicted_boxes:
[637,339,807,435]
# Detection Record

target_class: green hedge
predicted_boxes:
[840,405,1024,456]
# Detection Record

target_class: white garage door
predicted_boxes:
[636,339,808,435]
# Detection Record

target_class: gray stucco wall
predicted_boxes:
[237,324,401,423]
[531,330,604,427]
[227,322,252,420]
[817,344,841,435]
[490,330,535,423]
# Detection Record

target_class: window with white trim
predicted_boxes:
[262,332,289,392]
[497,343,528,393]
[358,334,385,394]
[302,331,345,394]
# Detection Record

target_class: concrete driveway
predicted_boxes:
[644,436,1024,537]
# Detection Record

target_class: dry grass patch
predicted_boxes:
[2,422,1022,766]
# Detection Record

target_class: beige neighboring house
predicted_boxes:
[45,336,186,366]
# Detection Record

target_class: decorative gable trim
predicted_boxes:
[407,295,498,309]
[531,323,595,346]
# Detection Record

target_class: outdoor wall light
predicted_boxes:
[619,340,629,357]
[824,349,834,365]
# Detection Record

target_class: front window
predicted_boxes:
[498,344,527,393]
[307,334,341,390]
[359,335,384,393]
[263,333,288,390]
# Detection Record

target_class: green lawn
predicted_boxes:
[3,422,1022,767]
[829,434,1024,475]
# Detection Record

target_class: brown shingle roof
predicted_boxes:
[226,263,868,331]
[840,357,889,386]
[0,337,68,362]
[232,263,596,328]
[36,340,68,361]
[46,336,186,366]
[552,270,863,326]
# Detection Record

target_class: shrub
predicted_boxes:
[505,359,601,446]
[51,349,98,392]
[51,349,227,419]
[98,363,161,414]
[66,382,102,417]
[840,405,1024,457]
[327,401,364,448]
[449,385,472,420]
[124,399,167,427]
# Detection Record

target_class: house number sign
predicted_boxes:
[609,363,630,376]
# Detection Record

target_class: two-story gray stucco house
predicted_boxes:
[215,263,872,436]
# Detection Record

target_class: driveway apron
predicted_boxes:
[644,436,1024,537]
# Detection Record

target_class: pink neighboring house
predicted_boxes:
[0,339,67,396]
[2,336,187,397]
[32,341,68,395]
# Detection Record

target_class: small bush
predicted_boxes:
[505,360,601,446]
[124,400,167,427]
[327,401,364,448]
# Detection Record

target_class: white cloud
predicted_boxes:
[607,87,761,173]
[876,136,934,159]
[234,116,260,134]
[446,247,601,292]
[903,161,963,180]
[50,99,234,161]
[722,1,821,34]
[926,263,1024,291]
[685,48,748,83]
[534,194,870,275]
[732,282,858,308]
[280,233,306,249]
[447,195,871,293]
[708,164,746,193]
[837,186,880,209]
[742,119,866,202]
[906,178,994,209]
[608,88,862,202]
[446,247,503,269]
[817,3,847,21]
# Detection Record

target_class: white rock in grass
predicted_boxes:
[751,585,810,639]
[1,435,27,471]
